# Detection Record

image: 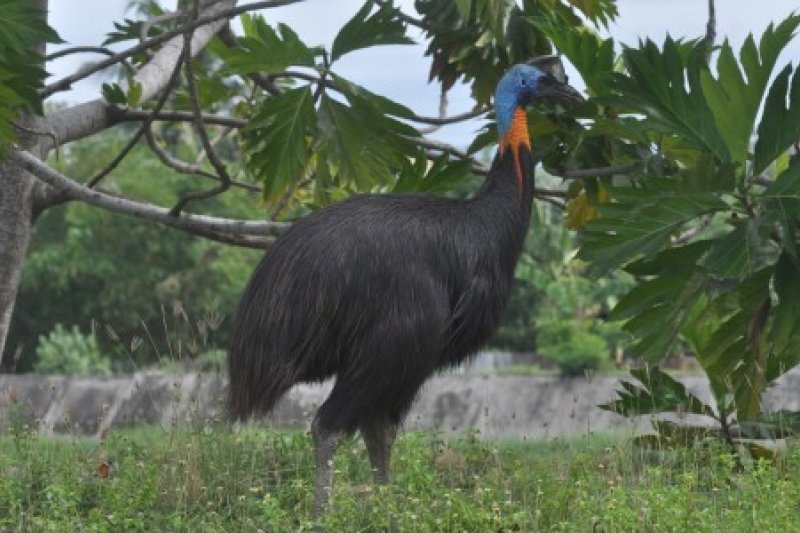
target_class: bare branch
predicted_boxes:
[46,46,129,62]
[273,71,490,126]
[706,0,717,49]
[411,135,489,171]
[11,149,288,239]
[418,88,448,135]
[144,125,263,193]
[141,9,184,55]
[172,224,273,249]
[535,194,566,209]
[409,106,490,126]
[42,1,239,155]
[195,126,235,166]
[114,109,246,128]
[555,164,637,180]
[41,0,304,98]
[12,121,60,159]
[86,45,185,188]
[170,8,233,215]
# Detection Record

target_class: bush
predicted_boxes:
[34,324,111,375]
[537,321,609,376]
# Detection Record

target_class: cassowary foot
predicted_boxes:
[311,417,341,518]
[362,418,397,485]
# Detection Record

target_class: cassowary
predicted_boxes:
[228,59,583,514]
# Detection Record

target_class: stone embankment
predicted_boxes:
[2,371,799,439]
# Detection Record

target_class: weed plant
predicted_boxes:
[1,422,799,531]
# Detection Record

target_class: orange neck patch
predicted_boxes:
[498,108,531,192]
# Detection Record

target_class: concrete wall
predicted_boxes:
[1,371,799,440]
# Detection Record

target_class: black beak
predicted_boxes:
[535,75,586,105]
[526,55,586,105]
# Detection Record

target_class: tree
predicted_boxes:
[9,131,263,371]
[0,0,611,366]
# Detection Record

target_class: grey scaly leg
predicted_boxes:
[362,418,397,485]
[311,415,341,518]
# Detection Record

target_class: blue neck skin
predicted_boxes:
[494,79,519,140]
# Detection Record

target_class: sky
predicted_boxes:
[46,0,800,147]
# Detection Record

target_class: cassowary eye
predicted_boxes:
[520,78,527,86]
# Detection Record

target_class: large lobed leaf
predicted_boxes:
[612,37,730,161]
[243,87,317,199]
[578,178,728,277]
[0,0,62,153]
[331,0,414,62]
[214,14,319,75]
[531,16,614,96]
[754,65,800,176]
[600,365,716,419]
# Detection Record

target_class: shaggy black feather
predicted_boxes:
[228,146,536,433]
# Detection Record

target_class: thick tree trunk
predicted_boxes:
[0,152,37,368]
[0,0,47,368]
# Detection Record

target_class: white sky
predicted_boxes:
[46,0,800,147]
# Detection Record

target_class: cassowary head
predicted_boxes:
[495,57,584,141]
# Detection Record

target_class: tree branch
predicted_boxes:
[46,45,131,63]
[115,109,247,128]
[170,9,233,215]
[86,41,186,188]
[11,149,288,239]
[555,164,637,180]
[41,0,303,98]
[41,0,239,157]
[706,0,717,49]
[272,71,490,126]
[144,124,258,192]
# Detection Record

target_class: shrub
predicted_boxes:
[34,324,111,375]
[537,321,609,376]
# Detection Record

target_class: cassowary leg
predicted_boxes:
[361,417,398,485]
[311,416,341,517]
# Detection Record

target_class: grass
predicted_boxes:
[2,422,800,531]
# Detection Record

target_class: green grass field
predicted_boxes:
[1,423,799,531]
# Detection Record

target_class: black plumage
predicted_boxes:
[228,60,582,515]
[229,148,534,429]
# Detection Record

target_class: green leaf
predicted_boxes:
[332,74,417,121]
[317,95,395,189]
[127,80,143,108]
[600,365,716,419]
[700,218,774,279]
[531,16,614,95]
[331,1,414,62]
[578,179,728,276]
[0,0,62,154]
[767,252,800,380]
[215,14,319,75]
[393,154,474,193]
[103,18,159,47]
[612,37,730,160]
[314,76,419,192]
[243,87,316,199]
[759,158,800,258]
[565,0,618,27]
[0,0,63,53]
[753,65,800,175]
[101,83,127,106]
